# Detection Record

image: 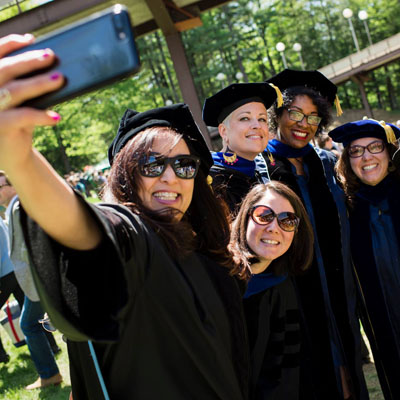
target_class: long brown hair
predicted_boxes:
[229,181,314,276]
[102,127,239,276]
[336,142,400,207]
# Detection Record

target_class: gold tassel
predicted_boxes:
[364,117,397,144]
[381,121,397,144]
[334,95,343,117]
[206,175,213,186]
[269,83,283,108]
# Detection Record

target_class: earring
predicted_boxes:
[388,160,396,172]
[223,152,238,165]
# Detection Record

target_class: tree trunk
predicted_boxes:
[223,8,249,82]
[384,65,397,110]
[154,31,180,103]
[259,27,276,75]
[53,125,71,173]
[371,71,384,109]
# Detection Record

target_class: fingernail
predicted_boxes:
[42,52,50,59]
[48,112,61,121]
[24,33,34,41]
[50,73,61,80]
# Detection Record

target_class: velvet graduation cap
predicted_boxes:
[265,69,343,116]
[108,103,212,175]
[202,82,283,127]
[329,118,400,148]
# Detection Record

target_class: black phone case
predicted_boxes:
[11,5,140,108]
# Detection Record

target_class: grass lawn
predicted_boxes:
[364,363,384,400]
[0,331,385,399]
[0,312,385,399]
[0,331,71,399]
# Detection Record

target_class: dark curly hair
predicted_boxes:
[336,142,400,207]
[229,181,314,276]
[268,86,332,137]
[102,127,243,278]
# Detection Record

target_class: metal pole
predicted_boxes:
[280,52,288,69]
[347,18,360,52]
[363,20,373,46]
[298,52,305,70]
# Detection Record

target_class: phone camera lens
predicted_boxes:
[113,14,123,29]
[113,13,127,40]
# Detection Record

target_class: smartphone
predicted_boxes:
[10,4,140,109]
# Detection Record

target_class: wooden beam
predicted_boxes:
[144,0,176,36]
[0,0,108,36]
[175,17,202,32]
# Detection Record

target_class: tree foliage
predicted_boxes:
[12,0,400,174]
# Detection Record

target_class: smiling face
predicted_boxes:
[277,95,319,149]
[246,190,295,273]
[218,101,269,160]
[349,137,389,186]
[137,133,194,220]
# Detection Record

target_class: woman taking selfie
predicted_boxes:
[202,82,281,212]
[331,119,400,400]
[264,69,368,399]
[0,34,249,400]
[230,181,313,399]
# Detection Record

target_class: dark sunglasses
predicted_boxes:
[250,205,300,232]
[286,108,322,126]
[139,155,201,179]
[348,140,385,158]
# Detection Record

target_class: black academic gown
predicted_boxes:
[264,149,368,400]
[350,176,400,400]
[20,199,249,400]
[244,276,301,400]
[210,164,259,213]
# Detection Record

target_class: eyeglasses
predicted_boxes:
[348,140,385,158]
[250,205,300,232]
[139,155,200,179]
[286,108,322,126]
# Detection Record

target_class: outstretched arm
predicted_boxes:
[0,34,102,250]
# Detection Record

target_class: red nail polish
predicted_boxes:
[51,113,61,121]
[50,73,60,80]
[42,52,50,58]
